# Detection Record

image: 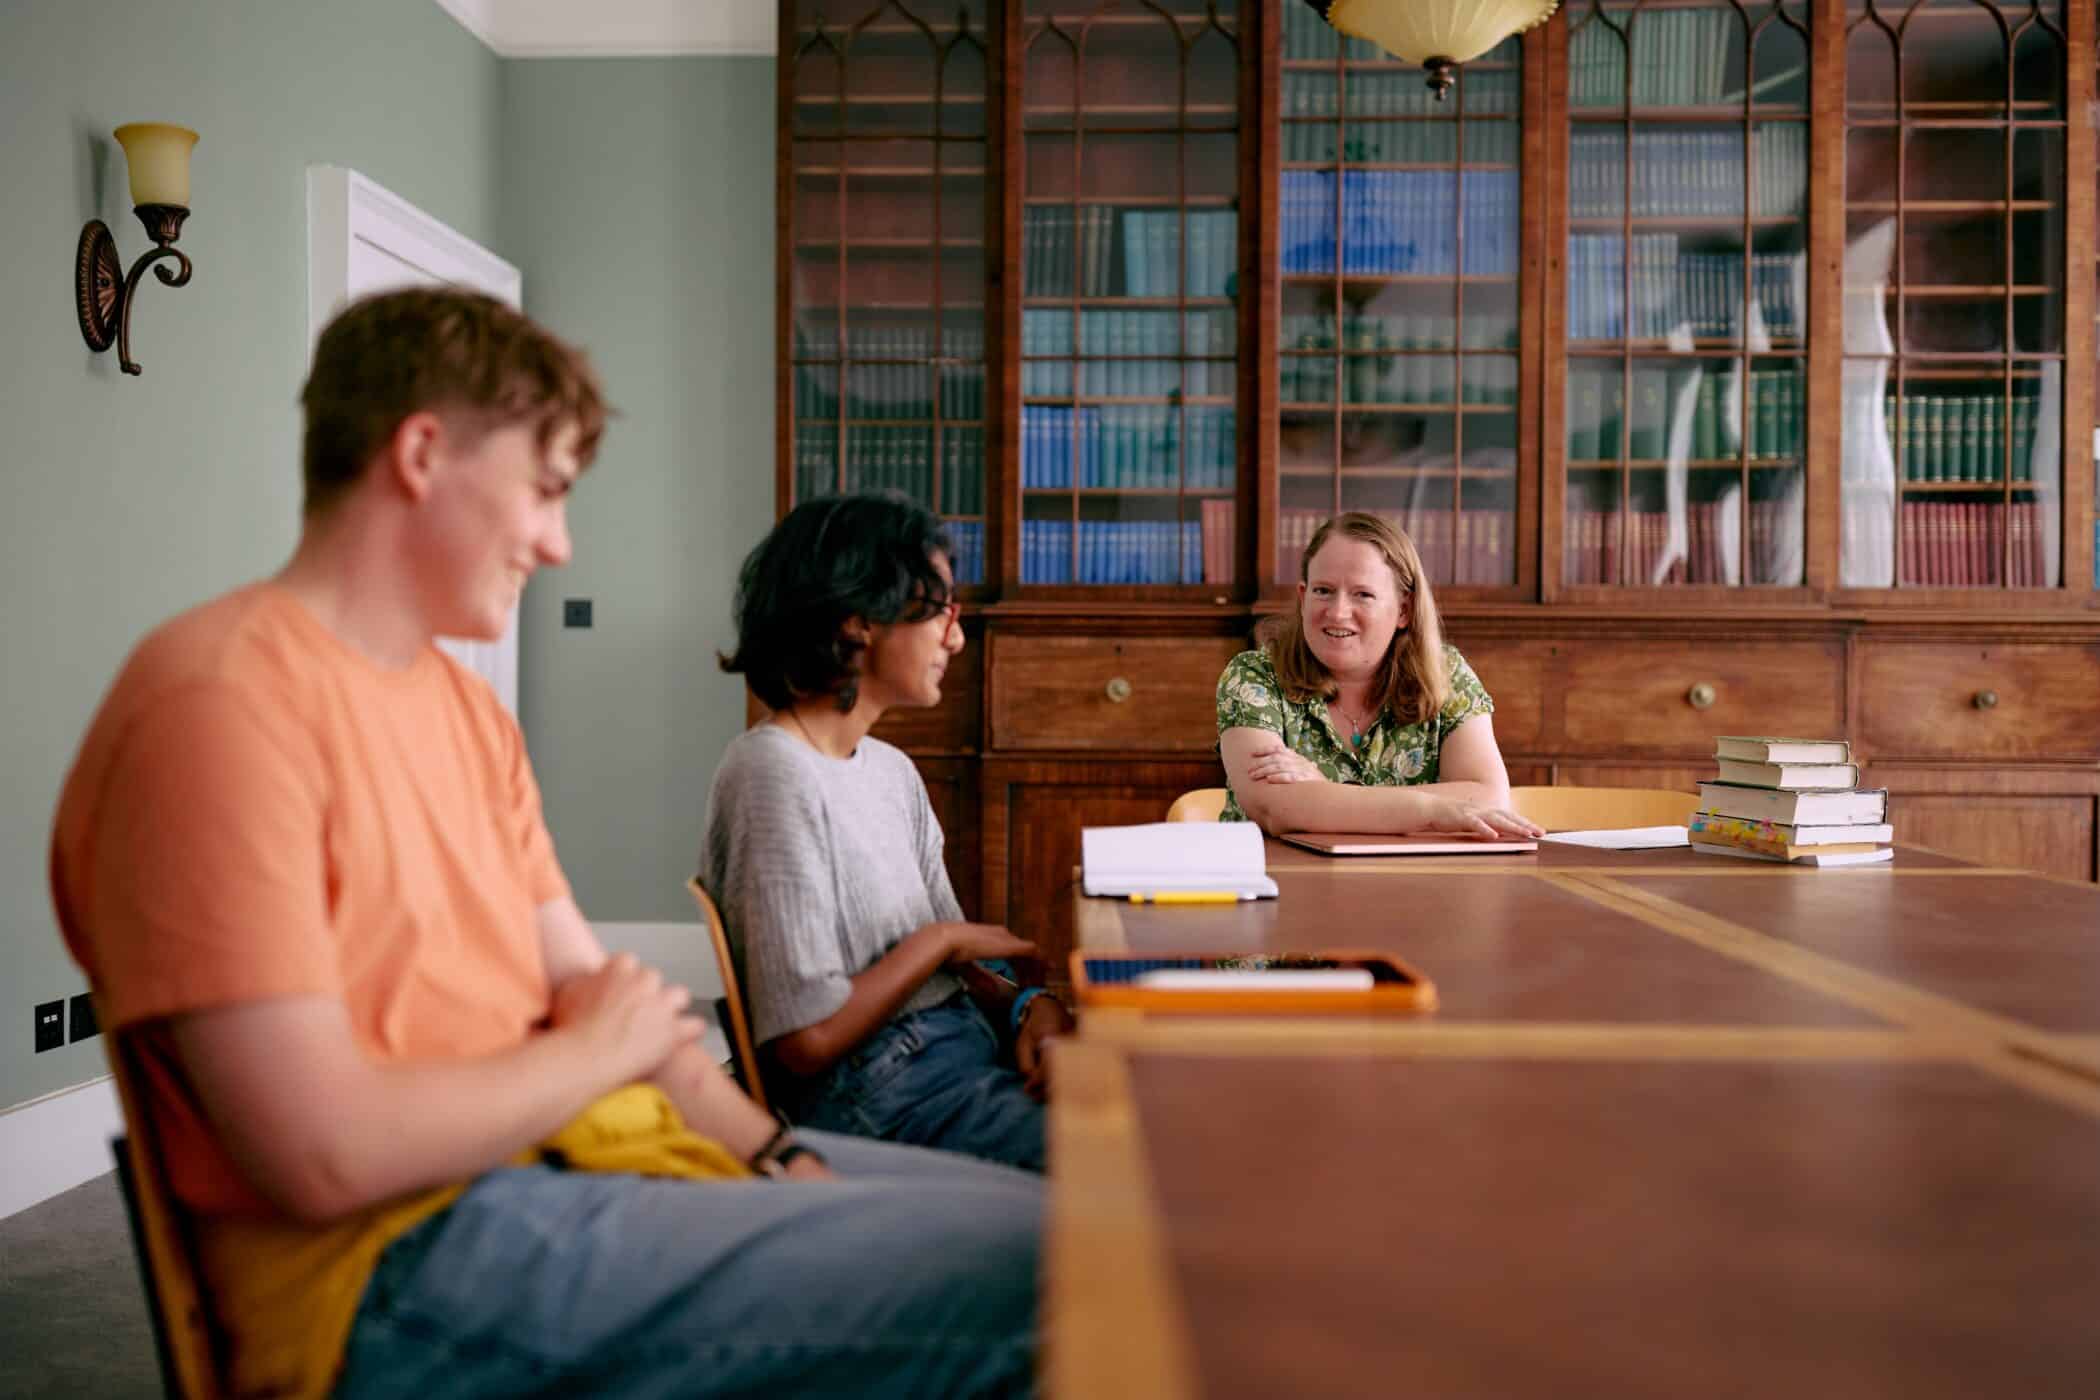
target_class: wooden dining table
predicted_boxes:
[1048,839,2100,1399]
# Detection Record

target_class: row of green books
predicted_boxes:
[1023,206,1237,300]
[1279,118,1519,167]
[793,361,985,423]
[793,433,986,523]
[1281,311,1519,354]
[1283,68,1520,119]
[1283,349,1518,408]
[1879,392,2044,484]
[1569,126,1806,220]
[1569,8,1749,110]
[1567,364,1804,463]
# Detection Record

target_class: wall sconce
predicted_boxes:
[74,123,199,377]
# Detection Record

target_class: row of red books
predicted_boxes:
[1895,499,2050,589]
[1563,502,1798,587]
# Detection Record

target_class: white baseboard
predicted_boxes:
[0,924,722,1223]
[0,1076,124,1221]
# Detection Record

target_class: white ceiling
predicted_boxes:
[432,0,775,57]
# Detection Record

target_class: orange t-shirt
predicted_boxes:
[53,581,569,1212]
[50,581,570,1392]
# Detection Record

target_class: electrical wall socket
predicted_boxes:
[68,992,99,1044]
[34,1000,64,1053]
[563,598,593,628]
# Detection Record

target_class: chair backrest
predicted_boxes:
[685,877,769,1113]
[1165,787,1229,822]
[1509,785,1699,831]
[104,1024,225,1400]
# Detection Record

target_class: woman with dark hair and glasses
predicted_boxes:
[702,493,1070,1171]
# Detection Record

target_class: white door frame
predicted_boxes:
[306,166,526,713]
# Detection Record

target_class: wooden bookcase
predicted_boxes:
[779,0,2100,973]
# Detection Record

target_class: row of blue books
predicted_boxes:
[1021,520,1206,585]
[1022,206,1238,300]
[1570,127,1807,220]
[944,521,985,585]
[1020,308,1236,398]
[1279,170,1520,277]
[1021,405,1236,489]
[1568,237,1800,342]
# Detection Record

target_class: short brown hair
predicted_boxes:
[1257,511,1449,725]
[300,288,608,516]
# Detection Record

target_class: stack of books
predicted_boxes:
[1690,737,1893,867]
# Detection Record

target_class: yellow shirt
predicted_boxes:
[199,1085,750,1398]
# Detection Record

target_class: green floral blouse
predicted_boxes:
[1213,644,1495,823]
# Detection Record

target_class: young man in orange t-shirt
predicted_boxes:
[50,288,1041,1398]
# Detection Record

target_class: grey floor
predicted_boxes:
[0,1172,160,1399]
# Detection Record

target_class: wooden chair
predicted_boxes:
[685,877,769,1112]
[1509,785,1699,832]
[1164,787,1229,822]
[103,1021,226,1399]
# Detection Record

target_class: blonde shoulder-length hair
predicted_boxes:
[1256,512,1448,725]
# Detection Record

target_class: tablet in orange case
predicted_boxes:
[1070,950,1438,1015]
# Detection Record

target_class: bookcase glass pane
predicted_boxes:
[1838,0,2065,591]
[1020,1,1242,590]
[1563,0,1809,590]
[786,2,992,587]
[1277,5,1521,591]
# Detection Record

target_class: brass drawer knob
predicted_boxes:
[1973,689,1999,710]
[1105,676,1133,704]
[1686,682,1717,710]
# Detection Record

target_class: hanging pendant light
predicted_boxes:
[1304,0,1562,100]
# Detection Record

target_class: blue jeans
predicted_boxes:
[782,996,1045,1173]
[332,1130,1040,1399]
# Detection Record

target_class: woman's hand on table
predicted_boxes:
[1422,798,1544,840]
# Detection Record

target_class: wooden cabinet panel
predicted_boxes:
[1887,795,2095,883]
[1554,763,1709,795]
[913,757,982,920]
[1562,642,1844,756]
[1444,639,1553,752]
[982,759,1226,988]
[1857,643,2100,762]
[872,623,983,753]
[989,635,1246,752]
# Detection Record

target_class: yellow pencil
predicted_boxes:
[1127,891,1243,905]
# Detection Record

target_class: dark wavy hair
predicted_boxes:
[719,492,954,712]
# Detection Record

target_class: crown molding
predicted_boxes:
[433,0,775,58]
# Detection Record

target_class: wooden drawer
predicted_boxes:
[1858,642,2100,761]
[1562,641,1845,756]
[989,635,1245,752]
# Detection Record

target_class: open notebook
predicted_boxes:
[1080,821,1280,899]
[1278,832,1538,857]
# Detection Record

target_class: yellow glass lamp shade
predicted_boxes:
[1312,0,1560,96]
[114,123,200,208]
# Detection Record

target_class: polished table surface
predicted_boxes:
[1050,840,2100,1399]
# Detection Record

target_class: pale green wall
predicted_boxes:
[503,58,776,922]
[0,1,503,1110]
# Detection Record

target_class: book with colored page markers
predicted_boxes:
[1691,842,1893,868]
[1689,812,1894,859]
[1070,951,1437,1015]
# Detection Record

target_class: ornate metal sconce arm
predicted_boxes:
[74,203,193,377]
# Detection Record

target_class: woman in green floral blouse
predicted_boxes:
[1215,512,1541,838]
